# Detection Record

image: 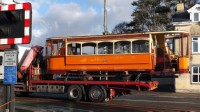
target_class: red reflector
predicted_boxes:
[152,49,154,53]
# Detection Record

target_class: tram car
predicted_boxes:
[15,31,189,102]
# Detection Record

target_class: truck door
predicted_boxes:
[0,52,4,79]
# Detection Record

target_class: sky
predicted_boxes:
[3,0,134,46]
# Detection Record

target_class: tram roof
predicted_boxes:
[47,31,189,41]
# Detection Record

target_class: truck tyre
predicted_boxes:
[67,85,83,102]
[88,85,106,102]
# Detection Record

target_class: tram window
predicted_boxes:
[82,43,96,55]
[67,43,81,55]
[115,41,131,54]
[52,41,59,56]
[132,40,149,53]
[46,41,52,57]
[98,42,113,54]
[46,40,65,56]
[182,37,188,56]
[173,37,188,56]
[58,41,65,48]
[166,39,175,54]
[58,41,65,56]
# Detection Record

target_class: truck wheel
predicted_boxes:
[67,85,82,102]
[88,85,106,102]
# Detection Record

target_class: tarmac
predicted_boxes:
[14,91,200,112]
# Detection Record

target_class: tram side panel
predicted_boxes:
[47,54,153,71]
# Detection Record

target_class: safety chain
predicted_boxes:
[0,98,15,109]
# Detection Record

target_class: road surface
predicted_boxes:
[15,91,200,112]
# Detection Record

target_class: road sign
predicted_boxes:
[3,50,17,84]
[3,66,17,84]
[4,50,17,66]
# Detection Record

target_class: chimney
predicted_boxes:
[177,3,184,12]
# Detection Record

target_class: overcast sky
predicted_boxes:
[4,0,134,46]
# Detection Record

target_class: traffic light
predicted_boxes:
[0,9,24,38]
[0,2,32,45]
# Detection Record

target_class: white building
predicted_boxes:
[188,4,200,86]
[173,4,200,92]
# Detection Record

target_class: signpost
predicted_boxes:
[3,50,17,84]
[2,50,17,112]
[0,85,5,112]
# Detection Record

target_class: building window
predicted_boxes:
[191,66,200,83]
[194,13,199,21]
[192,37,200,53]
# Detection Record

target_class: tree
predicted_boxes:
[130,0,172,32]
[112,0,198,33]
[112,22,129,34]
[130,0,198,32]
[112,21,144,34]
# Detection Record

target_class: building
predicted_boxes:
[173,4,200,93]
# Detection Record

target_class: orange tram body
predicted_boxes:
[16,31,190,102]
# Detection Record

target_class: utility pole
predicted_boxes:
[103,0,109,35]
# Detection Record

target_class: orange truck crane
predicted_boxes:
[15,31,189,102]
